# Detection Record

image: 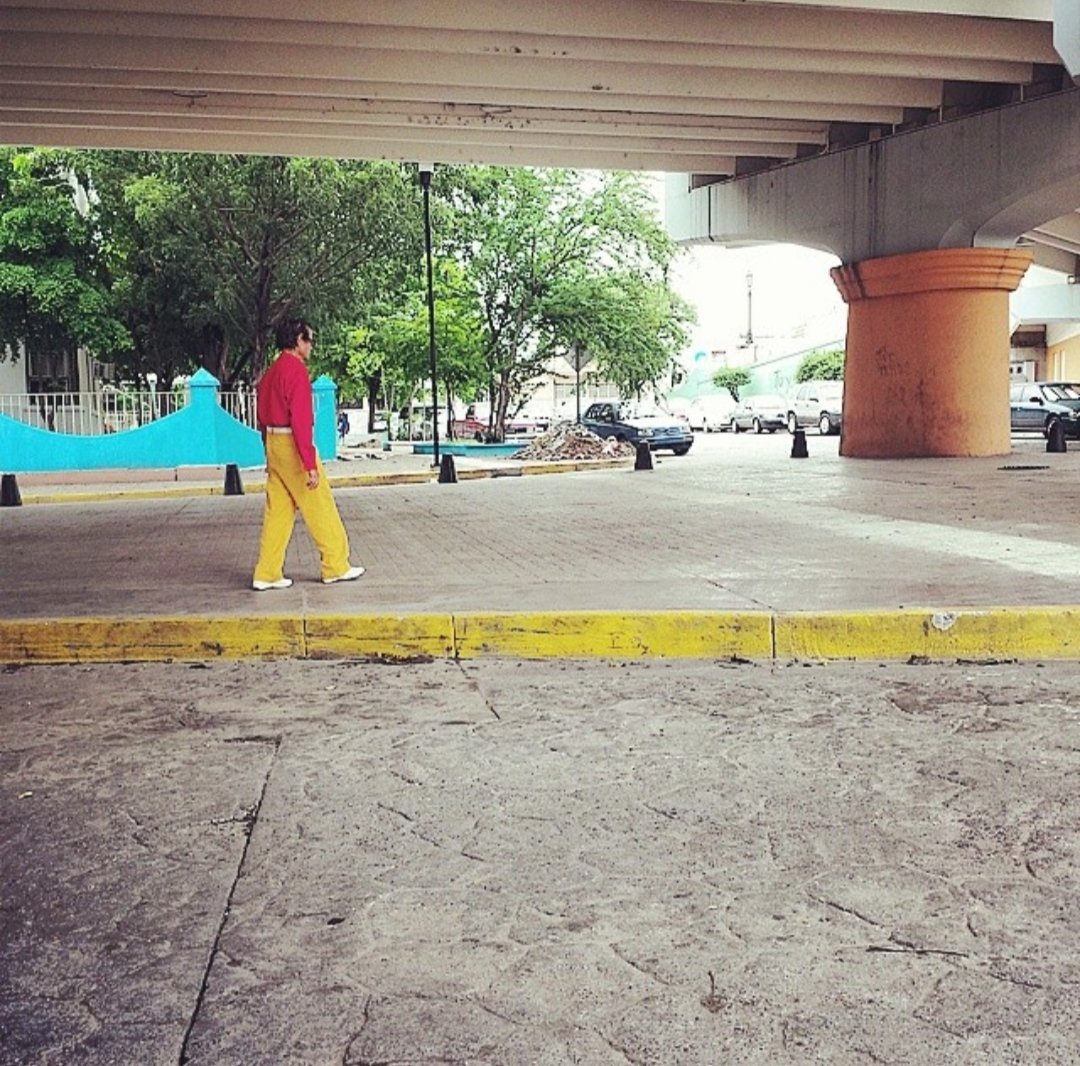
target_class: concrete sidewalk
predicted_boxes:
[4,432,1080,662]
[3,657,1078,1065]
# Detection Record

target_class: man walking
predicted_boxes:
[251,317,365,591]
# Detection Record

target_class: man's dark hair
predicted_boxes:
[275,317,312,351]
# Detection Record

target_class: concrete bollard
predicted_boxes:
[1047,420,1067,453]
[0,474,21,507]
[634,442,653,471]
[438,453,458,484]
[790,429,809,458]
[223,463,244,495]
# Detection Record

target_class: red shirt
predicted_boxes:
[256,350,318,470]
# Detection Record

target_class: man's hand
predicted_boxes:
[306,469,319,489]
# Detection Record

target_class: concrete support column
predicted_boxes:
[831,248,1032,458]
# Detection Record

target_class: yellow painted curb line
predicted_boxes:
[776,606,1080,660]
[16,457,633,505]
[22,486,226,505]
[0,615,304,663]
[328,472,435,488]
[306,614,456,660]
[4,607,1079,665]
[454,610,773,659]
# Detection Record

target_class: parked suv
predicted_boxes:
[1009,382,1080,438]
[787,379,844,435]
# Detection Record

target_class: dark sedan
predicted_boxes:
[1009,382,1080,439]
[582,401,694,455]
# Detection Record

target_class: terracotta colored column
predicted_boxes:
[831,248,1032,458]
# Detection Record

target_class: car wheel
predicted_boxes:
[752,417,763,434]
[730,417,740,434]
[818,413,833,436]
[672,444,691,456]
[787,412,798,434]
[474,431,484,442]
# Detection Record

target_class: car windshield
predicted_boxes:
[621,404,668,419]
[1043,384,1080,401]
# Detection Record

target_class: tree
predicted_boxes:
[87,153,418,386]
[795,347,845,383]
[0,148,128,383]
[86,152,215,395]
[712,367,752,402]
[540,271,693,399]
[442,166,691,439]
[314,258,486,435]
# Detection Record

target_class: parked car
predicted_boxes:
[581,401,694,455]
[686,394,737,433]
[786,379,844,435]
[1009,382,1080,438]
[728,394,787,434]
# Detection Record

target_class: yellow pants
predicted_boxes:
[253,434,352,582]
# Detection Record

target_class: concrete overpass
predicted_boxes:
[1,0,1078,456]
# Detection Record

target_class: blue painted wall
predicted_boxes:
[0,369,339,473]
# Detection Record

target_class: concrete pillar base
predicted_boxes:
[831,248,1032,458]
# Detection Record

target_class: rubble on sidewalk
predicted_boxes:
[511,421,636,461]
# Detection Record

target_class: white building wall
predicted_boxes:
[0,349,26,394]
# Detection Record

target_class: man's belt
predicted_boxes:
[264,426,293,435]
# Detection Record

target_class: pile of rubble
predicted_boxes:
[511,421,637,461]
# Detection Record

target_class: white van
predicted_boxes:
[687,393,736,432]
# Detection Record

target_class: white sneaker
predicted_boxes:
[252,577,293,591]
[322,565,365,585]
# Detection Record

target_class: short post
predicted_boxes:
[790,429,809,458]
[1,473,22,507]
[438,453,458,484]
[224,463,244,495]
[634,442,653,471]
[1047,420,1067,453]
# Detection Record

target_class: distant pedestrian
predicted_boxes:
[337,410,350,444]
[251,317,364,591]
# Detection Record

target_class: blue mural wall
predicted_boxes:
[0,369,339,474]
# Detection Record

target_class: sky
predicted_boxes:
[648,172,848,364]
[668,242,848,363]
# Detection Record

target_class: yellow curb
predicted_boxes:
[5,608,1076,665]
[775,607,1080,660]
[21,485,225,505]
[0,616,304,664]
[15,457,634,505]
[328,471,435,488]
[305,614,456,660]
[453,610,773,659]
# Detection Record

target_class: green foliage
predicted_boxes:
[0,148,129,367]
[441,166,692,437]
[86,152,417,386]
[795,347,845,383]
[712,367,752,402]
[1,153,695,426]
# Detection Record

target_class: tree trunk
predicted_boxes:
[366,373,381,433]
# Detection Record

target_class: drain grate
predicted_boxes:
[998,464,1049,471]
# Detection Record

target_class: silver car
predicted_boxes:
[729,394,787,434]
[786,380,844,435]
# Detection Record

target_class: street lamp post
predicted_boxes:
[569,340,592,424]
[418,161,439,466]
[745,271,754,347]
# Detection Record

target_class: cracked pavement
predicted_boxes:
[2,657,1078,1064]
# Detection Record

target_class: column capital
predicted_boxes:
[831,247,1033,305]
